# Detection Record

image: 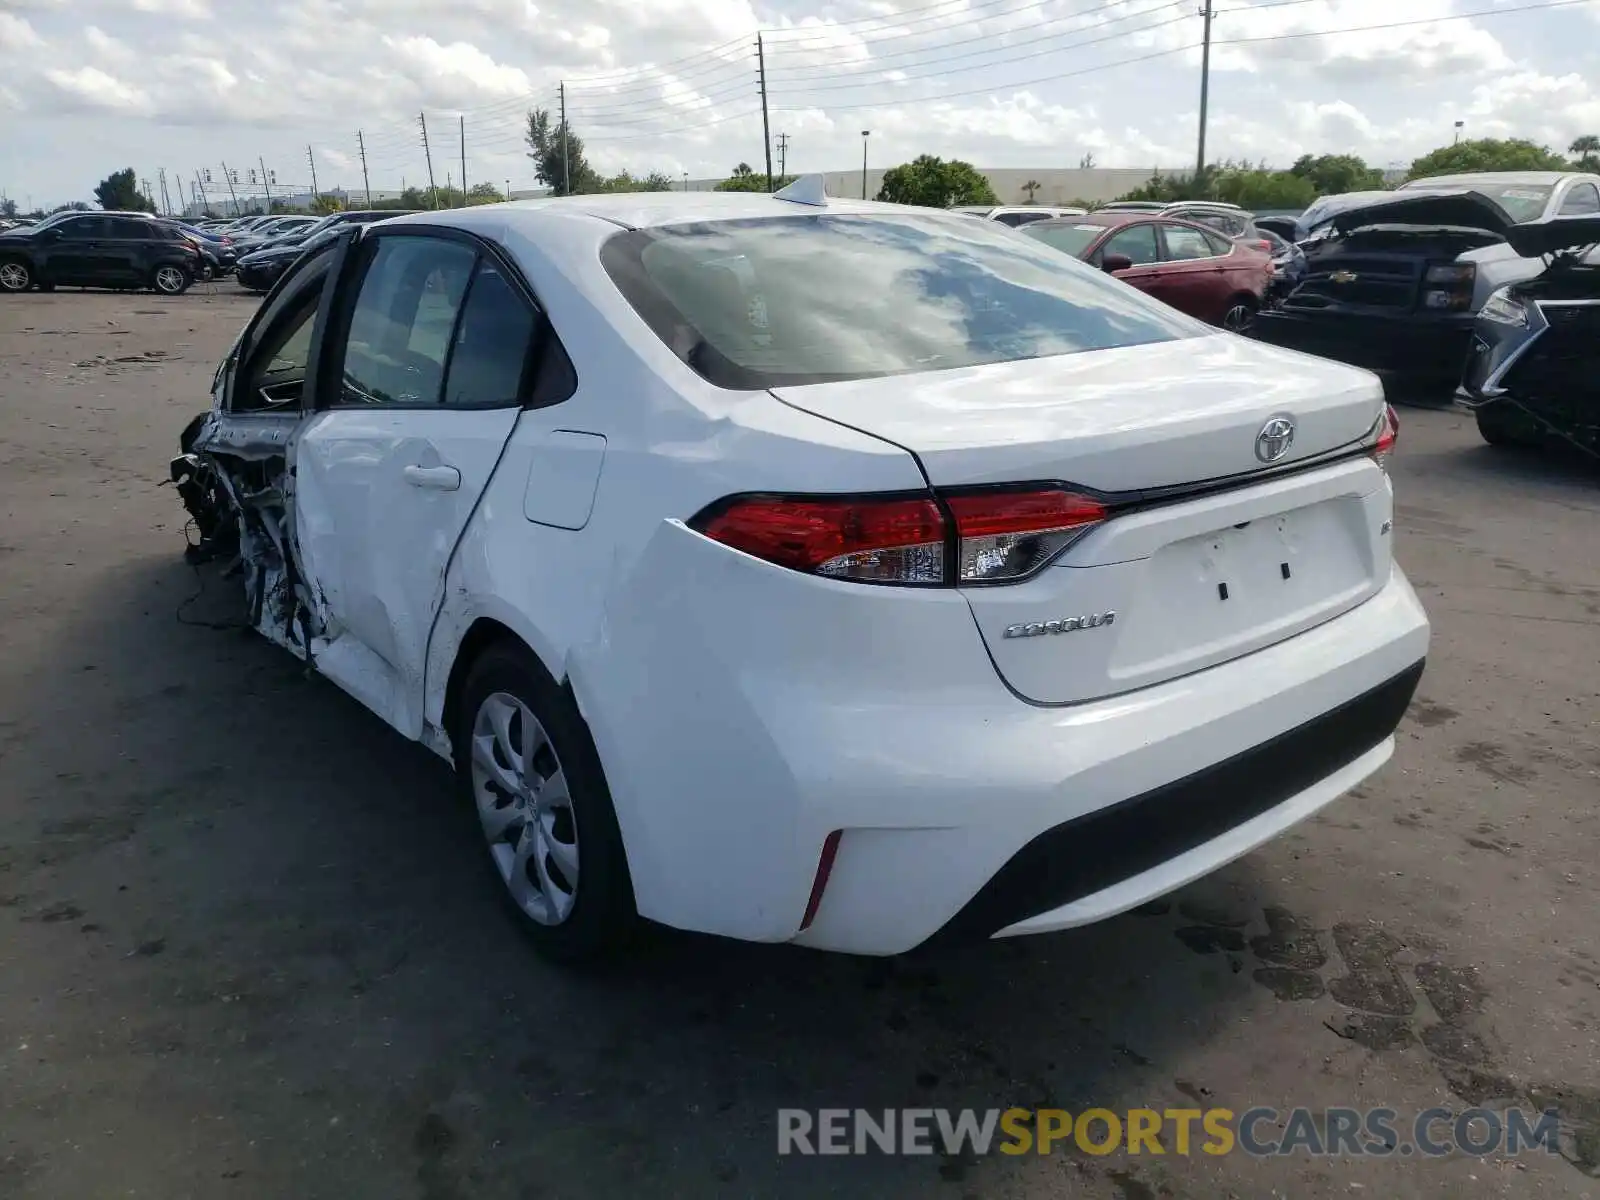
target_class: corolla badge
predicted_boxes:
[1329,270,1359,283]
[1003,612,1116,639]
[1255,415,1296,463]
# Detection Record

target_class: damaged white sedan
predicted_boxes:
[172,185,1429,961]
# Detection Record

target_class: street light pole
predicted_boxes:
[861,130,870,200]
[1453,120,1465,145]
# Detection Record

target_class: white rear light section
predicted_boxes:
[946,489,1107,583]
[1369,404,1399,471]
[691,487,1108,586]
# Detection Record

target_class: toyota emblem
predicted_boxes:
[1255,415,1296,463]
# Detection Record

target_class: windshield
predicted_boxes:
[1018,222,1105,259]
[601,213,1200,389]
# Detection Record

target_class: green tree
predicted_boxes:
[467,182,504,204]
[310,193,344,215]
[1407,138,1569,180]
[0,197,16,219]
[598,169,677,193]
[714,162,795,192]
[875,155,997,207]
[1288,153,1384,195]
[1021,179,1041,203]
[93,168,155,213]
[525,108,596,196]
[1115,160,1317,209]
[1570,134,1600,170]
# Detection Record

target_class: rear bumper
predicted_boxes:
[571,517,1430,956]
[235,262,284,291]
[1252,309,1476,385]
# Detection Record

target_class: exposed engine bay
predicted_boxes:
[171,411,317,659]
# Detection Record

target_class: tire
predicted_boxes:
[151,263,191,295]
[196,261,216,282]
[1476,403,1530,448]
[0,258,31,293]
[453,641,636,962]
[1222,296,1258,332]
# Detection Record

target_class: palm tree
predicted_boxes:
[1021,179,1041,203]
[1571,134,1600,169]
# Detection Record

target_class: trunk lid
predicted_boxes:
[770,333,1383,492]
[773,336,1392,705]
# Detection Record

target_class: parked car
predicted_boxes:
[0,210,200,294]
[1019,211,1272,329]
[1458,214,1600,454]
[231,215,319,252]
[234,210,418,292]
[953,204,1089,226]
[1161,202,1272,254]
[1292,192,1395,241]
[1250,172,1600,392]
[1097,201,1168,213]
[168,220,238,274]
[169,188,1426,961]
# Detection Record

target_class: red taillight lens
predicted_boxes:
[946,488,1106,583]
[695,495,946,584]
[1371,403,1399,470]
[692,486,1106,585]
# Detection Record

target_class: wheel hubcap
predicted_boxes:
[1224,305,1253,331]
[157,267,183,292]
[0,264,25,289]
[470,693,579,925]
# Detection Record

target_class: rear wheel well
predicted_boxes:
[441,619,573,745]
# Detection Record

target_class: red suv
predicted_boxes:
[1020,212,1272,330]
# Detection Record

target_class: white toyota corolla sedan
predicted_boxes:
[172,181,1429,960]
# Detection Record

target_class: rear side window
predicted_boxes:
[600,214,1197,390]
[1559,183,1600,215]
[1163,224,1219,260]
[1099,223,1161,265]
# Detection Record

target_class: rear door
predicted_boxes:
[291,227,542,735]
[104,216,154,283]
[1154,221,1232,322]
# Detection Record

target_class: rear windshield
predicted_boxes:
[600,213,1200,389]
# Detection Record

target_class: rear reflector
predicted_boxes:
[692,487,1106,586]
[799,830,842,932]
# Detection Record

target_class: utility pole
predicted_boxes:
[1195,0,1215,184]
[757,34,773,192]
[460,115,467,204]
[157,169,170,215]
[259,157,274,211]
[141,177,153,211]
[861,130,871,199]
[357,131,372,208]
[558,82,570,196]
[194,171,206,216]
[419,112,439,209]
[220,162,241,215]
[306,144,319,202]
[775,132,789,179]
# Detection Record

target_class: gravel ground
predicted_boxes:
[1,290,1597,1200]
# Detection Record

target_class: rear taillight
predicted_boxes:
[946,488,1106,583]
[694,495,946,584]
[691,486,1106,586]
[1370,404,1399,470]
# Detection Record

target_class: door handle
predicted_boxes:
[402,463,461,491]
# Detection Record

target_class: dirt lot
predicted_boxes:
[0,289,1597,1200]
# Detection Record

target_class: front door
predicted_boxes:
[291,229,539,737]
[39,215,114,285]
[1094,221,1172,305]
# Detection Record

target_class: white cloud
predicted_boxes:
[42,65,151,112]
[0,13,44,51]
[130,0,213,17]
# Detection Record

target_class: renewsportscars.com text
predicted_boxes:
[777,1106,1562,1159]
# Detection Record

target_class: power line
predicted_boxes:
[769,7,1193,94]
[772,0,1594,113]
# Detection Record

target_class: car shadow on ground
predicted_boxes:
[2,551,1305,1199]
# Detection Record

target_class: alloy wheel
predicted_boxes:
[470,692,580,925]
[1223,303,1256,332]
[155,265,187,294]
[0,262,29,291]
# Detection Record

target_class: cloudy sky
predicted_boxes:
[1,0,1598,209]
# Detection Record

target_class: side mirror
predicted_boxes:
[1101,253,1134,273]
